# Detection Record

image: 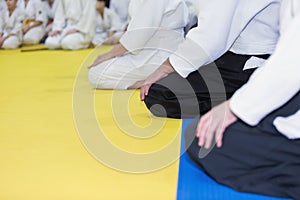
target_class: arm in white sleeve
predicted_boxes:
[74,0,96,35]
[52,0,65,31]
[35,0,48,24]
[11,10,24,35]
[0,13,3,34]
[109,10,123,32]
[230,15,300,126]
[169,0,240,78]
[119,0,166,52]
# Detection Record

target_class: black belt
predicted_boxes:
[253,54,270,60]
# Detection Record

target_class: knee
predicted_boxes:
[23,34,39,45]
[144,84,175,117]
[2,38,20,49]
[61,40,80,50]
[45,37,60,49]
[61,36,83,50]
[88,64,119,89]
[88,67,101,88]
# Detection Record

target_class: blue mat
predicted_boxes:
[176,119,291,200]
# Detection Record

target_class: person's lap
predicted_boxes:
[184,92,300,199]
[144,52,258,119]
[88,50,169,89]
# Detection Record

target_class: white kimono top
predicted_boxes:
[24,0,48,26]
[231,0,300,140]
[119,0,194,63]
[52,0,96,39]
[42,0,59,20]
[95,7,122,35]
[0,7,25,39]
[0,0,6,12]
[169,0,280,78]
[109,0,130,29]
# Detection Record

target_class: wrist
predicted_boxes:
[227,100,238,120]
[162,59,175,74]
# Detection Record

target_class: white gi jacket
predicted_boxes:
[43,0,59,20]
[93,7,123,45]
[230,0,300,140]
[0,7,25,40]
[52,0,96,39]
[24,0,48,26]
[109,0,130,29]
[169,0,280,78]
[0,0,6,12]
[95,8,122,36]
[119,0,194,66]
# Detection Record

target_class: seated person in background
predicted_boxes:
[45,0,96,50]
[0,0,7,12]
[0,0,24,49]
[22,0,47,45]
[109,0,129,30]
[185,1,300,199]
[88,0,196,90]
[140,0,280,119]
[92,0,123,46]
[105,0,130,44]
[42,0,58,35]
[16,0,24,9]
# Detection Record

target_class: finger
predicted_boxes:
[196,119,203,138]
[144,84,151,97]
[215,125,226,148]
[88,65,94,69]
[140,84,151,101]
[216,138,223,149]
[198,117,209,147]
[204,123,216,149]
[196,112,210,138]
[88,62,96,69]
[140,86,146,101]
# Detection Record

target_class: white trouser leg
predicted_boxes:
[92,32,107,46]
[45,34,63,49]
[88,50,167,90]
[23,26,46,45]
[61,32,89,50]
[2,36,21,49]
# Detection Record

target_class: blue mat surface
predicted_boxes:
[176,119,291,200]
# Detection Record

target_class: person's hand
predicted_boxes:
[49,30,61,37]
[23,26,30,34]
[47,28,53,35]
[88,53,112,69]
[102,37,119,45]
[196,100,237,149]
[65,29,78,36]
[140,59,175,101]
[0,37,5,47]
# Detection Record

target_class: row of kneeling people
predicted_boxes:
[88,0,300,199]
[0,0,130,49]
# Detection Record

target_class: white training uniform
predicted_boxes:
[0,0,6,12]
[230,0,300,140]
[109,0,130,30]
[42,0,59,33]
[168,0,280,78]
[17,0,25,9]
[89,0,196,89]
[0,7,25,49]
[23,0,48,44]
[45,0,96,50]
[92,7,123,46]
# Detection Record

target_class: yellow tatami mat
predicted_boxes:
[0,46,182,200]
